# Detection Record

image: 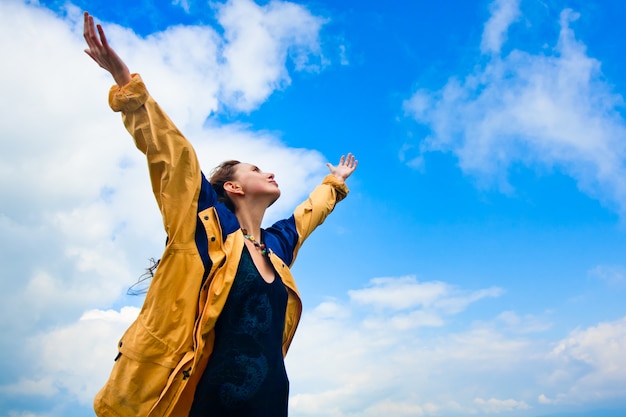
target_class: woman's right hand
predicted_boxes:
[83,11,132,87]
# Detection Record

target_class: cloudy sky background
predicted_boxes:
[1,0,626,416]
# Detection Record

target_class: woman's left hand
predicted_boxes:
[327,153,358,182]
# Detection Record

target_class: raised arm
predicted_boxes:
[83,11,132,87]
[83,12,201,244]
[326,153,358,182]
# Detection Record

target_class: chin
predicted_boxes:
[267,191,281,207]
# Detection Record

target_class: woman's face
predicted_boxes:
[232,163,281,205]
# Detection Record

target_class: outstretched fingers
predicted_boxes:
[82,11,131,86]
[83,12,111,68]
[83,12,101,57]
[341,153,357,169]
[327,152,358,182]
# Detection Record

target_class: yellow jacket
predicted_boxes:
[93,75,349,417]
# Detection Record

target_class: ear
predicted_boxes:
[224,181,244,196]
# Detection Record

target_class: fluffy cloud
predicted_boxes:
[286,278,626,416]
[588,264,626,288]
[480,0,521,54]
[404,0,626,215]
[287,276,518,416]
[547,316,626,404]
[348,276,504,328]
[0,308,139,404]
[217,0,327,111]
[473,397,530,413]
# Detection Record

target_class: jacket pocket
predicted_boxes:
[94,320,183,417]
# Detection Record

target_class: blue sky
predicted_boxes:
[1,0,626,416]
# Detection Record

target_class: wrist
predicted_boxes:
[114,73,132,88]
[332,173,347,183]
[113,67,132,87]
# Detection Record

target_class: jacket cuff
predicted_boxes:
[108,74,149,113]
[322,174,349,202]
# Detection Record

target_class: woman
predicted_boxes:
[83,12,357,417]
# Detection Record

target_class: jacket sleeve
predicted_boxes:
[109,74,201,245]
[290,174,349,263]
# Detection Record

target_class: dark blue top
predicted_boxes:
[189,245,289,417]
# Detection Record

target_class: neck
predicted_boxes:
[235,207,265,239]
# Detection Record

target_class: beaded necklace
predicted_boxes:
[241,228,267,255]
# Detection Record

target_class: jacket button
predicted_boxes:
[211,236,216,242]
[204,215,209,220]
[119,342,123,348]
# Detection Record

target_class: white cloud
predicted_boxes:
[548,316,626,403]
[404,4,626,214]
[287,278,626,416]
[287,276,527,417]
[473,397,530,413]
[217,0,327,111]
[538,393,555,404]
[0,307,139,404]
[480,0,521,54]
[361,400,439,417]
[172,0,191,14]
[349,276,449,310]
[588,264,626,288]
[105,22,223,127]
[496,310,553,334]
[348,275,503,316]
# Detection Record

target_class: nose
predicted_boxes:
[267,172,275,180]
